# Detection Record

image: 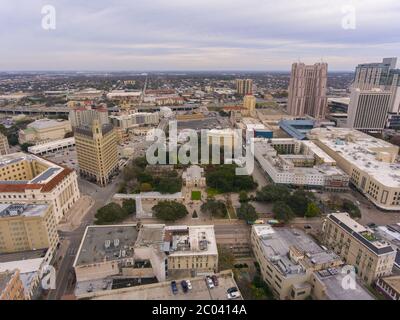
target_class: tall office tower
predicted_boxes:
[242,94,256,116]
[353,57,397,90]
[69,105,109,128]
[347,88,392,131]
[349,57,400,130]
[236,79,253,96]
[0,133,9,155]
[287,62,328,119]
[74,120,119,187]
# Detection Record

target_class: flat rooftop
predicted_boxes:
[311,127,400,188]
[0,203,49,218]
[328,213,395,255]
[253,225,340,277]
[315,268,374,300]
[77,271,240,301]
[74,225,139,267]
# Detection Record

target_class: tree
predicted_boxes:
[140,183,153,192]
[152,201,188,221]
[201,200,227,218]
[305,202,321,218]
[239,190,249,203]
[205,165,257,193]
[20,143,34,152]
[342,199,361,218]
[95,202,128,225]
[256,185,290,202]
[288,190,312,216]
[272,201,294,223]
[237,203,258,222]
[154,176,182,194]
[122,199,136,215]
[218,245,235,271]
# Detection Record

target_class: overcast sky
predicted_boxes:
[0,0,399,71]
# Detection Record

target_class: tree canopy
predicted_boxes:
[205,165,257,193]
[237,203,258,222]
[272,201,295,223]
[201,199,228,218]
[305,202,321,218]
[152,201,188,221]
[95,202,129,225]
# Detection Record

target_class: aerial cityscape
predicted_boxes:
[0,0,399,310]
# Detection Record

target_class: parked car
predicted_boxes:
[186,280,193,290]
[181,280,188,293]
[227,287,238,294]
[227,291,241,300]
[171,281,178,294]
[211,275,219,286]
[205,276,214,289]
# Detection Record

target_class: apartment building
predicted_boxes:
[73,224,218,296]
[0,152,80,223]
[322,213,396,284]
[0,269,26,300]
[236,79,253,96]
[18,119,72,144]
[287,62,328,119]
[69,105,109,128]
[0,133,9,156]
[250,225,374,300]
[310,127,400,211]
[74,120,119,187]
[253,138,349,190]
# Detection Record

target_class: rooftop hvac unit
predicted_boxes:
[105,240,111,249]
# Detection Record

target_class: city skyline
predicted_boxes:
[1,0,400,71]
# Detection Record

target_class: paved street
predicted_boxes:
[46,174,123,300]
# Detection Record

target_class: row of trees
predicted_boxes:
[205,164,257,193]
[256,185,322,222]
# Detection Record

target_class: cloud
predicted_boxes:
[0,0,399,70]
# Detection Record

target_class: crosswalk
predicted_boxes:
[67,247,78,257]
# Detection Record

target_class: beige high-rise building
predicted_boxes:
[0,133,9,155]
[69,105,109,128]
[0,204,59,254]
[322,212,396,284]
[236,79,253,96]
[0,269,26,300]
[0,152,81,223]
[75,120,119,187]
[242,95,256,117]
[287,62,328,119]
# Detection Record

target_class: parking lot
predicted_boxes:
[42,147,79,170]
[78,271,241,300]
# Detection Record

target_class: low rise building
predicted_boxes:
[253,138,349,190]
[182,165,206,188]
[18,119,72,144]
[0,152,80,223]
[376,275,400,300]
[310,127,400,210]
[251,225,373,300]
[322,212,396,284]
[73,224,218,295]
[27,137,75,156]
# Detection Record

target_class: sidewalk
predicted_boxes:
[58,195,94,232]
